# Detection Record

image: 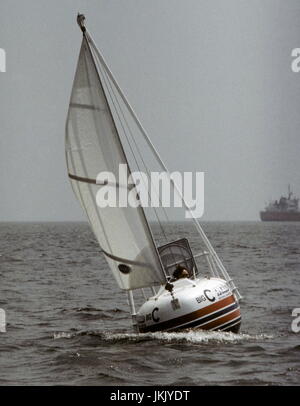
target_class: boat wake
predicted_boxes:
[53,329,273,345]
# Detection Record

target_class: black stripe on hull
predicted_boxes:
[176,302,239,331]
[172,310,241,333]
[163,302,239,332]
[216,317,242,333]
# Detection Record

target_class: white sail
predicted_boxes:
[65,36,166,290]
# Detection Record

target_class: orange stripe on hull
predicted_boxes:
[200,308,241,330]
[196,295,236,317]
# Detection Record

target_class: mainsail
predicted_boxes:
[65,34,167,290]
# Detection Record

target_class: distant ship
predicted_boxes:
[260,185,300,221]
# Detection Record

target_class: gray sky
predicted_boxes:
[1,0,300,221]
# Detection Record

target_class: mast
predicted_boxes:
[288,184,292,199]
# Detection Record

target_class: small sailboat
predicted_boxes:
[65,14,242,334]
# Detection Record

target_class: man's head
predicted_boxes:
[173,264,189,279]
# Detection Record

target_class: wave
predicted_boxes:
[53,329,273,345]
[60,306,124,313]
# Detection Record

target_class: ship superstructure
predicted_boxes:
[260,186,300,221]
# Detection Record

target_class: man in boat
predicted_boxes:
[172,264,190,281]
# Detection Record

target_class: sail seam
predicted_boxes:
[70,103,104,111]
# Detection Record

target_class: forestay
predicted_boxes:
[65,36,166,290]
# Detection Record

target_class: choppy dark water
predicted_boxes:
[0,221,299,385]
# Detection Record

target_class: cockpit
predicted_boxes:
[158,238,198,280]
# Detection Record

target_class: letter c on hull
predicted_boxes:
[152,307,160,322]
[204,289,215,302]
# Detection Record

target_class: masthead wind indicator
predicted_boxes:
[77,13,86,33]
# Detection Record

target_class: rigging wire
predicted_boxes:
[95,52,171,245]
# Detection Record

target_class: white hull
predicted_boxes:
[136,277,241,333]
